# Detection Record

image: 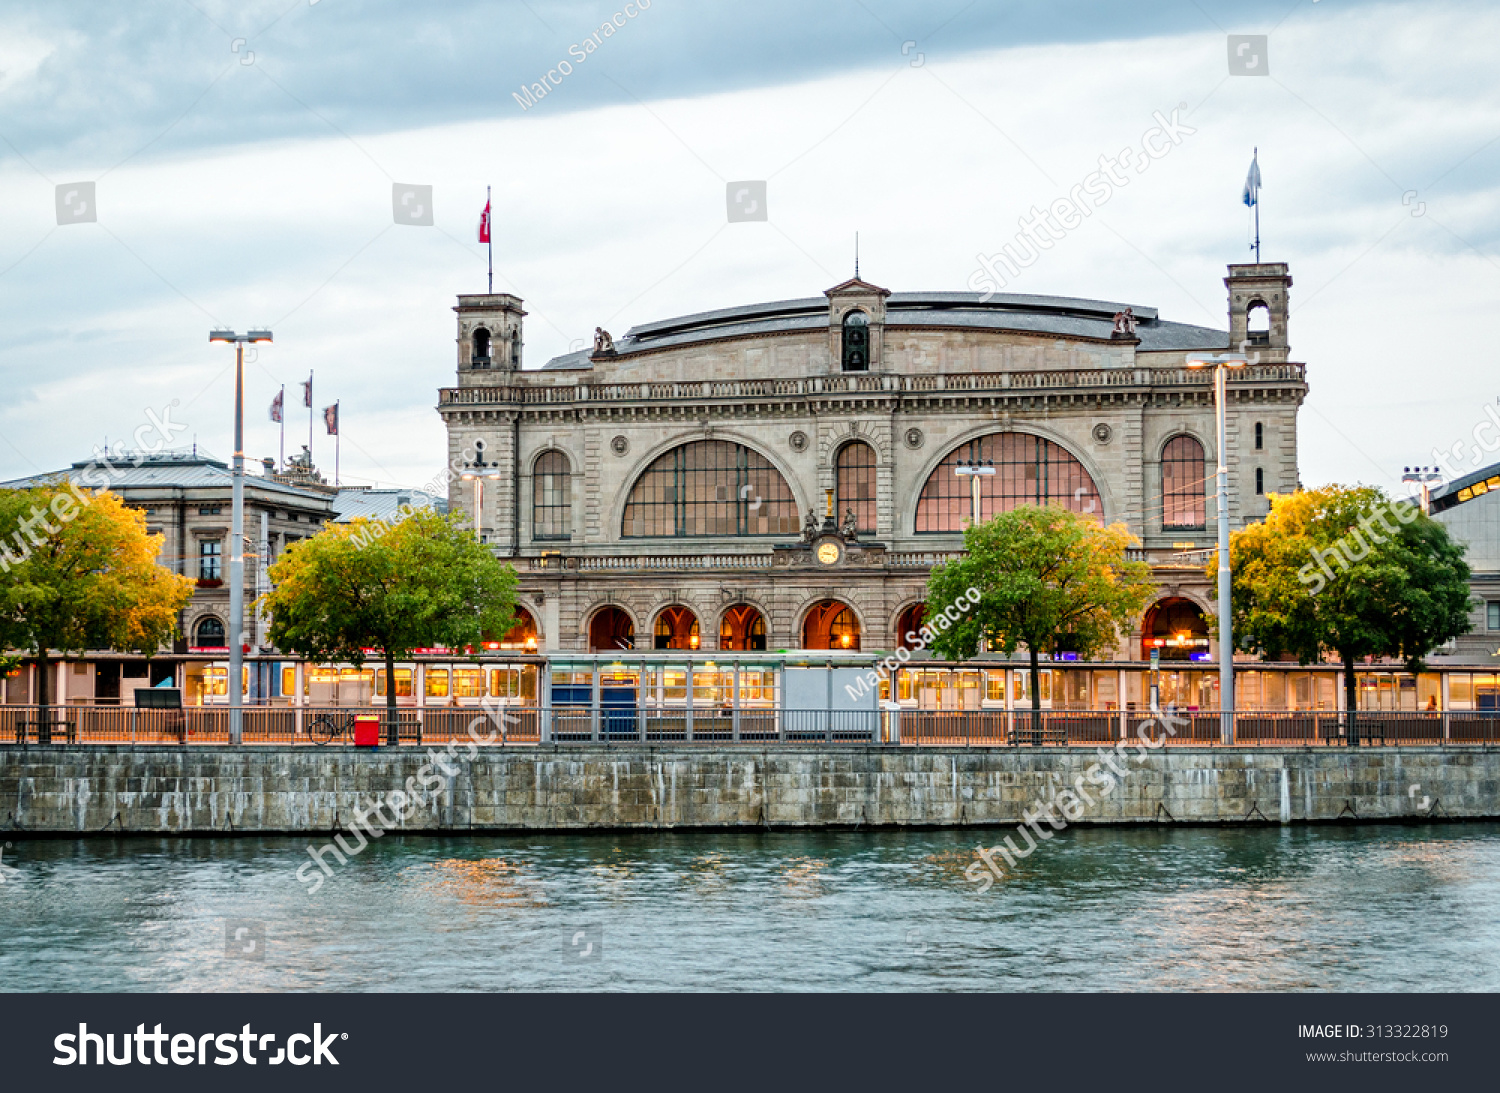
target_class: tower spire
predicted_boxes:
[854,231,859,279]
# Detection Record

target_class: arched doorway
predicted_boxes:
[588,607,635,652]
[653,605,700,650]
[896,603,926,650]
[719,604,766,651]
[487,607,538,652]
[802,600,861,650]
[1141,598,1210,661]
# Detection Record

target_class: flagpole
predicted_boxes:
[335,400,341,487]
[307,370,314,469]
[486,185,493,294]
[278,384,285,471]
[1253,147,1261,262]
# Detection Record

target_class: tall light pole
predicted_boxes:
[955,458,995,525]
[460,471,501,538]
[1402,466,1443,513]
[1186,352,1246,744]
[210,328,272,746]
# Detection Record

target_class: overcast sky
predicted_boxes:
[1,0,1496,496]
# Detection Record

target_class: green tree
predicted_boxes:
[0,485,195,742]
[925,504,1155,739]
[259,510,517,745]
[1225,485,1471,743]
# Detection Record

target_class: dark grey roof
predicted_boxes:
[334,487,447,523]
[1432,461,1500,513]
[541,289,1227,368]
[0,452,334,507]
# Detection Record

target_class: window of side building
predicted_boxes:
[198,539,222,580]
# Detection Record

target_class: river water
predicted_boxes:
[1,824,1497,992]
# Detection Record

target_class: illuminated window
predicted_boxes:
[915,432,1101,533]
[654,606,700,650]
[533,450,572,541]
[1162,435,1206,529]
[622,440,797,537]
[835,441,877,534]
[376,669,413,697]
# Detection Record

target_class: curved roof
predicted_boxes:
[542,290,1228,369]
[1431,460,1500,514]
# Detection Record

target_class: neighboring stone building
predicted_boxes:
[0,451,337,699]
[437,264,1308,658]
[1431,460,1500,667]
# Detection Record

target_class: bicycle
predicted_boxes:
[309,711,356,746]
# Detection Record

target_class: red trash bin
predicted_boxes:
[353,714,381,747]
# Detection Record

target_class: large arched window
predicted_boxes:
[915,432,1101,533]
[195,616,226,648]
[835,441,877,534]
[533,450,572,541]
[622,440,797,538]
[842,310,869,371]
[1161,435,1206,529]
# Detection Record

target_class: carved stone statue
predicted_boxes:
[802,508,820,542]
[840,507,858,540]
[593,327,616,355]
[1111,308,1137,337]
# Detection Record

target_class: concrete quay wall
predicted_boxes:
[1,745,1496,835]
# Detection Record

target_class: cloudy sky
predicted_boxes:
[1,0,1496,496]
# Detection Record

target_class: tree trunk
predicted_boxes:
[35,650,50,746]
[384,648,399,747]
[1029,646,1042,746]
[1343,651,1358,747]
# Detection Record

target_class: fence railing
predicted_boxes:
[2,707,1496,747]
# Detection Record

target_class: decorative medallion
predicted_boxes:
[1092,423,1113,444]
[904,427,924,450]
[815,540,843,567]
[610,435,629,456]
[789,430,809,452]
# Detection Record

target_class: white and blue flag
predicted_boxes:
[1242,151,1262,207]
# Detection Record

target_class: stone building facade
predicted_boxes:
[437,264,1308,659]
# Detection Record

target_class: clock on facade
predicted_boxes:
[815,541,843,566]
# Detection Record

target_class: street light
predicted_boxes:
[955,458,995,525]
[459,470,501,539]
[209,328,273,746]
[1185,351,1247,745]
[1402,466,1444,513]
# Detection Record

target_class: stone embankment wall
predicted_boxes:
[1,746,1494,834]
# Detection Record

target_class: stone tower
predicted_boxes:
[1225,263,1291,364]
[454,293,526,378]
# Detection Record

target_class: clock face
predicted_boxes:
[816,541,842,566]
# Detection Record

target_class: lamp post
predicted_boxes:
[955,458,995,525]
[1186,352,1246,744]
[460,470,501,538]
[209,328,272,746]
[1401,466,1444,514]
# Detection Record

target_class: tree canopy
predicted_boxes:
[0,484,195,735]
[259,509,517,743]
[1225,485,1472,738]
[925,505,1155,727]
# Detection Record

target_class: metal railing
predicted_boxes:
[2,706,1496,747]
